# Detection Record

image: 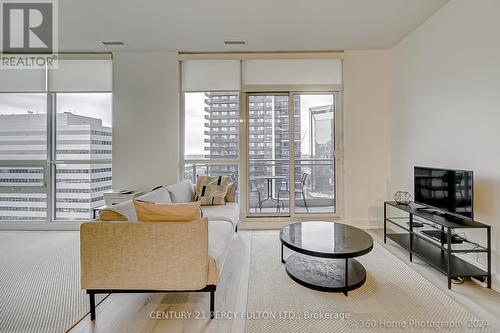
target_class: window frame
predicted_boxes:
[179,58,344,223]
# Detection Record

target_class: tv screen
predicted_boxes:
[414,166,473,220]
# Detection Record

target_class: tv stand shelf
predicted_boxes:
[384,201,491,289]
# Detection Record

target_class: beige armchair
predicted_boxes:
[80,218,218,320]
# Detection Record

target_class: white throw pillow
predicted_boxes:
[136,186,172,204]
[107,200,138,222]
[166,179,195,203]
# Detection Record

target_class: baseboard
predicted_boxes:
[238,218,383,230]
[238,221,290,230]
[341,218,383,230]
[0,223,82,231]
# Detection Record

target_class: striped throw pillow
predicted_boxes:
[194,175,230,206]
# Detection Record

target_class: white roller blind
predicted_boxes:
[49,59,113,92]
[243,59,342,86]
[182,60,240,91]
[0,68,46,92]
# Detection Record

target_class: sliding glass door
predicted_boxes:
[246,92,337,217]
[294,94,335,214]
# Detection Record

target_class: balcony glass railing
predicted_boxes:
[184,158,334,215]
[248,158,334,214]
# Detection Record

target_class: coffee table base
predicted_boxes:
[285,253,366,294]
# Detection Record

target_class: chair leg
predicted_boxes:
[258,191,262,212]
[302,190,309,213]
[209,289,215,319]
[277,191,281,212]
[89,292,96,321]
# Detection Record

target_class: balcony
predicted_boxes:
[248,158,335,214]
[184,158,335,215]
[205,114,239,120]
[204,138,238,143]
[204,129,238,135]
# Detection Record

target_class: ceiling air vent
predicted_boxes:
[99,41,126,46]
[224,40,246,46]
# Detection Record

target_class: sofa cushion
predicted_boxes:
[201,202,239,228]
[136,186,172,204]
[133,200,201,222]
[105,200,138,222]
[166,179,195,203]
[208,220,235,275]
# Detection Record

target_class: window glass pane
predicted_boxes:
[0,93,47,160]
[55,163,111,220]
[0,94,47,222]
[248,95,290,214]
[0,166,45,187]
[294,94,335,214]
[56,93,112,160]
[184,92,239,160]
[0,193,46,221]
[184,163,238,202]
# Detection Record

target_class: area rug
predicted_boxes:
[0,231,105,333]
[246,232,489,333]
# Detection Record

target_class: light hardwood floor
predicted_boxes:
[67,229,500,333]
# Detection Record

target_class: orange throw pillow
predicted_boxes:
[133,200,201,222]
[99,209,128,221]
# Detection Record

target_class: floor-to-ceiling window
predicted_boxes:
[181,60,241,200]
[180,55,342,220]
[0,55,113,223]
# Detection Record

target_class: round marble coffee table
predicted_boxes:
[279,221,373,295]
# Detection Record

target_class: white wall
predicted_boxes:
[343,50,392,228]
[110,50,392,228]
[112,52,180,191]
[391,0,500,289]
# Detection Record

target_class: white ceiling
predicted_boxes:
[59,0,449,52]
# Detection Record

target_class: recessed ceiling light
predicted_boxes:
[99,41,126,46]
[224,40,246,46]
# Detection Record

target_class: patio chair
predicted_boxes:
[276,173,309,213]
[250,180,262,212]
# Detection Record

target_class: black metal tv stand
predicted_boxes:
[384,201,491,290]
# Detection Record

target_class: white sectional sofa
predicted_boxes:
[80,179,239,320]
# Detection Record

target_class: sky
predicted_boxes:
[184,92,207,157]
[184,93,333,157]
[0,92,331,155]
[0,93,112,127]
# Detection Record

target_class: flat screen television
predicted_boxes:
[414,166,473,220]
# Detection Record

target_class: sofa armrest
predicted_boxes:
[80,218,209,291]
